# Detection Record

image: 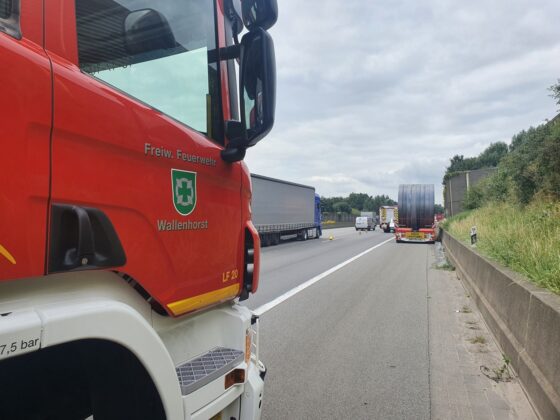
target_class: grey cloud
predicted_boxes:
[246,0,560,204]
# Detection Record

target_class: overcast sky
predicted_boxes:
[244,0,560,204]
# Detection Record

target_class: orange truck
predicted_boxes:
[379,205,398,232]
[0,0,277,418]
[395,184,436,243]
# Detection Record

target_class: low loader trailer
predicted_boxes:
[0,0,279,418]
[395,184,436,243]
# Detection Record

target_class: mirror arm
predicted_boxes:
[220,44,241,60]
[207,45,241,64]
[221,145,246,162]
[221,120,247,163]
[225,120,245,140]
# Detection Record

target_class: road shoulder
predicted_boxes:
[428,243,537,420]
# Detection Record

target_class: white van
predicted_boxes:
[355,216,374,231]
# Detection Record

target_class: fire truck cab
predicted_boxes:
[0,0,277,418]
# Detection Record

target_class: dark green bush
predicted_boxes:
[444,116,559,207]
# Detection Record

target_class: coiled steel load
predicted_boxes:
[398,184,435,230]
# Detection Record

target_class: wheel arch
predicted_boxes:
[40,300,183,419]
[0,272,184,419]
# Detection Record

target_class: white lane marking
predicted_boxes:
[253,236,394,316]
[320,230,382,243]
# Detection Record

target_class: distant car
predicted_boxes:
[355,216,374,231]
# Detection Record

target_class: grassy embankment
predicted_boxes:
[444,201,560,295]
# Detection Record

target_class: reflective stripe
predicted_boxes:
[167,284,240,316]
[0,244,16,264]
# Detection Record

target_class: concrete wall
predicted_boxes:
[444,168,496,217]
[443,231,560,419]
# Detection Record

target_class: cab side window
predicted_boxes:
[0,0,21,39]
[74,0,224,143]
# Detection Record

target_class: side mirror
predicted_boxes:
[222,27,276,162]
[241,28,276,147]
[124,9,176,55]
[242,0,278,31]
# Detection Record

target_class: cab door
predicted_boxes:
[0,0,51,280]
[44,0,243,314]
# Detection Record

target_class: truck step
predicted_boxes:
[176,347,244,395]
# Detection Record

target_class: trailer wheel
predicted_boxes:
[302,230,308,241]
[273,233,280,245]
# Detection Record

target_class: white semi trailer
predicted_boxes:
[251,174,322,246]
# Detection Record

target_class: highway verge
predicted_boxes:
[443,201,560,294]
[442,230,560,420]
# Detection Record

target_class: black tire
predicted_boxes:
[302,230,308,241]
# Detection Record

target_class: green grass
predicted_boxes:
[446,201,560,295]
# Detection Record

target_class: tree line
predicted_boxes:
[321,193,397,214]
[444,79,560,209]
[443,142,509,183]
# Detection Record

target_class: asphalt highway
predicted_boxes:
[243,227,431,419]
[244,227,393,311]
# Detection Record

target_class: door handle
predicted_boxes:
[48,204,126,273]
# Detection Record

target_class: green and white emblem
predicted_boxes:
[171,169,197,216]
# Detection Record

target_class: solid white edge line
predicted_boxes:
[253,236,394,316]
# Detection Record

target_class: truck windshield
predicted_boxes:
[75,0,222,140]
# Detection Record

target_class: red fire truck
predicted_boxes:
[0,0,276,418]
